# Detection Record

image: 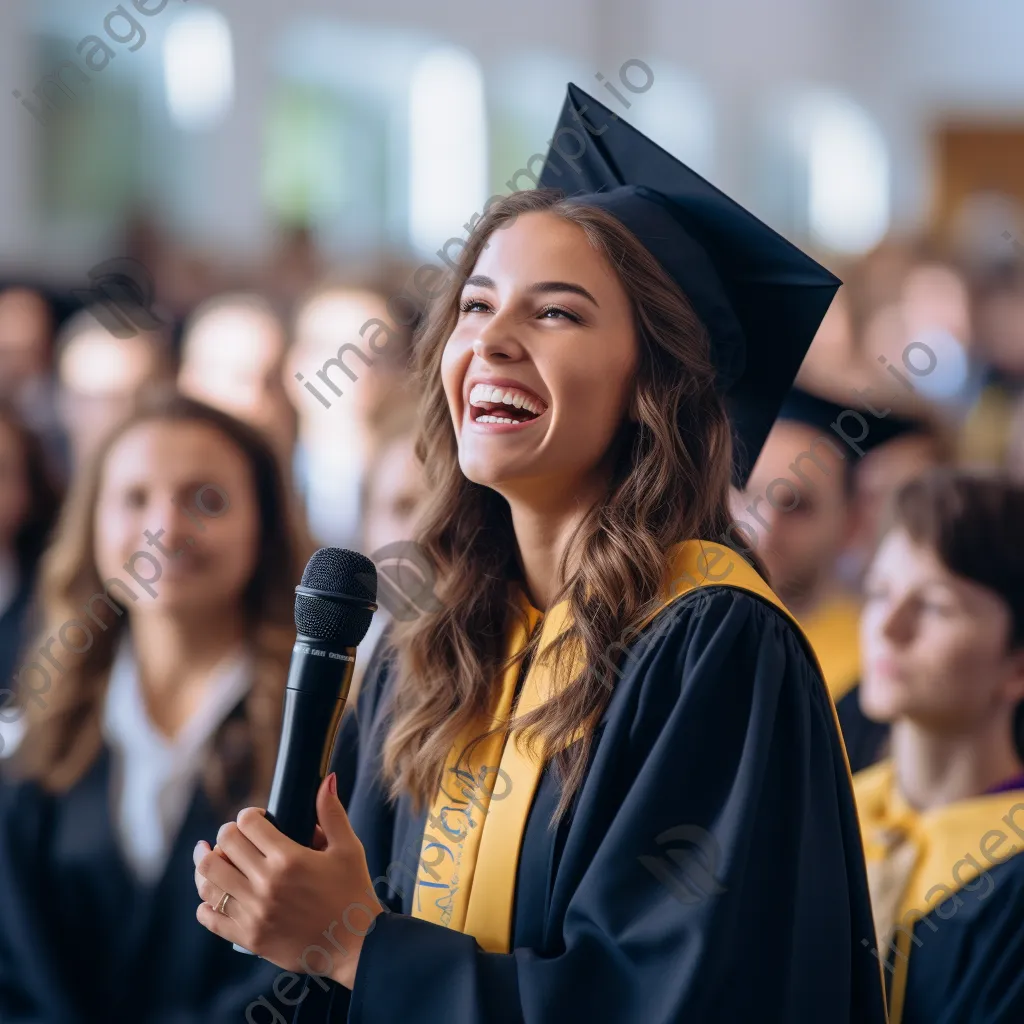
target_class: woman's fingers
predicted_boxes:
[193,840,254,912]
[216,820,267,880]
[234,806,289,856]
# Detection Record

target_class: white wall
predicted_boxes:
[1,0,1022,274]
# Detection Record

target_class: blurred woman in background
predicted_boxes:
[855,469,1024,1024]
[352,399,431,700]
[285,281,416,550]
[178,293,297,476]
[0,402,61,710]
[55,307,174,475]
[0,392,310,1023]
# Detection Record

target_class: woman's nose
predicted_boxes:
[880,598,915,644]
[154,499,200,548]
[472,321,525,362]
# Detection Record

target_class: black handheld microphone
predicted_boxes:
[234,547,377,955]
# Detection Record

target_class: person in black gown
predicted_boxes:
[193,85,888,1023]
[854,469,1024,1024]
[0,402,61,712]
[0,392,312,1023]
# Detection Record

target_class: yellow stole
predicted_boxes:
[410,540,840,952]
[798,593,862,703]
[854,760,1024,1024]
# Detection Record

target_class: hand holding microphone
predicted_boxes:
[193,548,384,985]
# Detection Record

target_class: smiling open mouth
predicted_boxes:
[468,383,547,425]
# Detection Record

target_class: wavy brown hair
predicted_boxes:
[5,391,313,813]
[384,189,745,821]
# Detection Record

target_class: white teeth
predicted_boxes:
[468,382,545,415]
[476,415,524,425]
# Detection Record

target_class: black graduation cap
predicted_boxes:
[539,83,842,485]
[778,387,937,454]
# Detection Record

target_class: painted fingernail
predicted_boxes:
[327,772,337,796]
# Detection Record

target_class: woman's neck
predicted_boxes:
[891,715,1024,811]
[507,486,605,611]
[127,609,248,740]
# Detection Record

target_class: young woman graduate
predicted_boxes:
[193,84,889,1023]
[0,392,313,1022]
[855,469,1024,1024]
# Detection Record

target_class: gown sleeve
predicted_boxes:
[301,590,884,1024]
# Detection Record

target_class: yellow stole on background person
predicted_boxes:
[410,540,836,953]
[797,592,862,702]
[854,760,1024,1024]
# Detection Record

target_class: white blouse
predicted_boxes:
[102,636,252,885]
[0,636,253,886]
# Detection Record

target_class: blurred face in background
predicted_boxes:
[362,433,428,554]
[977,287,1024,379]
[850,434,944,562]
[286,289,409,434]
[860,527,1024,731]
[179,301,295,459]
[794,290,857,394]
[0,420,29,552]
[0,288,52,398]
[742,420,852,607]
[57,324,167,468]
[93,419,260,619]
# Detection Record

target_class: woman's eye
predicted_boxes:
[538,305,581,322]
[459,299,490,314]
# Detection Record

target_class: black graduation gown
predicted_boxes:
[0,578,34,694]
[877,849,1024,1023]
[836,685,890,775]
[292,588,887,1023]
[0,744,291,1023]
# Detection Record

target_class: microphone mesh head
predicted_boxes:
[295,548,378,645]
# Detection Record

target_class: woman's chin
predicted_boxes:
[857,679,904,724]
[459,454,526,492]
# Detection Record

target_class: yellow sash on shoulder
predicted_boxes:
[854,760,1024,1024]
[410,540,838,952]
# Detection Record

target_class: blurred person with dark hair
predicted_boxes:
[352,400,431,701]
[740,389,865,703]
[961,267,1024,468]
[56,308,173,473]
[836,411,956,773]
[178,293,297,473]
[854,470,1024,1023]
[0,393,310,1022]
[0,402,62,700]
[0,286,64,465]
[285,283,415,550]
[843,411,954,588]
[0,287,54,405]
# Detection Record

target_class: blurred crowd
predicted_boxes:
[0,217,1023,1019]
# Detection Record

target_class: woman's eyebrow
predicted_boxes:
[461,275,599,308]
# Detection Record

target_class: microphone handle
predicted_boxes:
[233,636,356,956]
